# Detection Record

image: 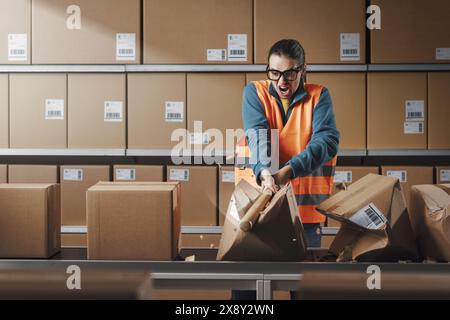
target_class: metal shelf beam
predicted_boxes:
[368,64,450,72]
[0,149,126,156]
[0,65,126,73]
[368,149,450,156]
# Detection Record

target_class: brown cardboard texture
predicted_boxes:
[428,72,450,149]
[410,184,450,262]
[0,165,7,183]
[317,174,418,262]
[0,184,60,258]
[8,165,58,183]
[217,180,307,261]
[113,165,164,182]
[0,74,8,148]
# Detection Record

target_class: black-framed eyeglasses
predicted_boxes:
[266,66,303,81]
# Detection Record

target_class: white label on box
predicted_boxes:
[165,101,184,122]
[104,101,123,122]
[340,33,360,61]
[116,33,136,61]
[387,170,407,183]
[404,121,424,134]
[207,49,227,61]
[116,168,136,181]
[222,171,235,183]
[63,169,83,181]
[350,203,387,230]
[436,48,450,61]
[405,100,425,121]
[228,34,247,61]
[440,170,450,182]
[8,34,27,61]
[189,132,210,145]
[169,169,189,182]
[334,171,353,183]
[45,99,65,120]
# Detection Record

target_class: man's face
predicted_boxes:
[268,54,303,100]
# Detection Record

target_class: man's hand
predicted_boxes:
[273,165,293,187]
[260,169,279,193]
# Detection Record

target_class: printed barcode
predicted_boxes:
[347,172,352,182]
[221,50,226,60]
[230,49,245,56]
[365,206,383,227]
[418,123,423,133]
[10,49,25,55]
[407,112,423,118]
[184,171,188,180]
[343,49,358,55]
[119,49,134,55]
[130,170,135,179]
[167,113,182,119]
[106,113,121,119]
[47,111,62,117]
[77,171,82,180]
[401,172,406,182]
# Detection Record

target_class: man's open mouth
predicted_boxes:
[279,86,289,94]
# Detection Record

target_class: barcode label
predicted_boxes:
[45,99,65,120]
[104,101,123,122]
[63,169,83,181]
[116,33,136,61]
[165,101,184,122]
[436,48,450,61]
[222,171,235,183]
[207,49,227,62]
[8,34,27,61]
[340,33,360,61]
[350,202,387,230]
[116,168,136,181]
[189,132,210,145]
[334,171,353,183]
[228,34,247,61]
[440,169,450,182]
[405,101,425,121]
[169,169,189,182]
[387,170,407,183]
[404,121,424,134]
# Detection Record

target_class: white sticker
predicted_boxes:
[404,121,424,134]
[116,33,136,61]
[436,48,450,61]
[189,132,210,145]
[340,33,360,61]
[387,170,407,183]
[334,171,353,183]
[228,195,240,223]
[222,171,235,183]
[207,49,227,62]
[440,170,450,182]
[227,34,247,62]
[45,99,65,120]
[104,101,123,122]
[116,168,136,181]
[350,203,387,230]
[165,101,184,122]
[169,169,189,182]
[63,169,83,181]
[405,101,425,121]
[8,34,27,61]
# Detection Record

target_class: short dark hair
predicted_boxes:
[268,39,306,67]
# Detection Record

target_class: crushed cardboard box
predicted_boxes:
[317,174,418,262]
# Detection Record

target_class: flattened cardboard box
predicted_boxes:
[113,165,164,182]
[0,184,60,258]
[428,73,450,149]
[0,0,31,64]
[0,74,8,148]
[32,0,140,64]
[8,165,58,184]
[317,174,418,262]
[87,182,181,261]
[144,0,252,64]
[410,184,450,262]
[217,180,307,262]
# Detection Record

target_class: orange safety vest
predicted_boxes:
[236,80,337,224]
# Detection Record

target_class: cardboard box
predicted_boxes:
[60,165,110,226]
[68,74,126,149]
[87,182,180,260]
[368,73,427,149]
[153,290,230,301]
[307,73,366,150]
[254,0,366,64]
[128,73,187,150]
[317,174,418,262]
[8,165,58,183]
[0,74,7,148]
[113,165,164,182]
[61,234,87,248]
[10,73,67,148]
[0,184,60,258]
[381,166,434,215]
[0,0,31,64]
[410,184,450,262]
[167,166,217,226]
[218,181,307,261]
[32,0,140,64]
[428,72,450,149]
[144,0,252,64]
[436,167,450,184]
[0,165,6,183]
[246,73,266,84]
[371,0,450,63]
[180,234,221,249]
[219,166,235,226]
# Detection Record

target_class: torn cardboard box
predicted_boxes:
[217,180,307,261]
[317,174,418,262]
[410,184,450,262]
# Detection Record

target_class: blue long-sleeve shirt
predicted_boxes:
[242,80,340,183]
